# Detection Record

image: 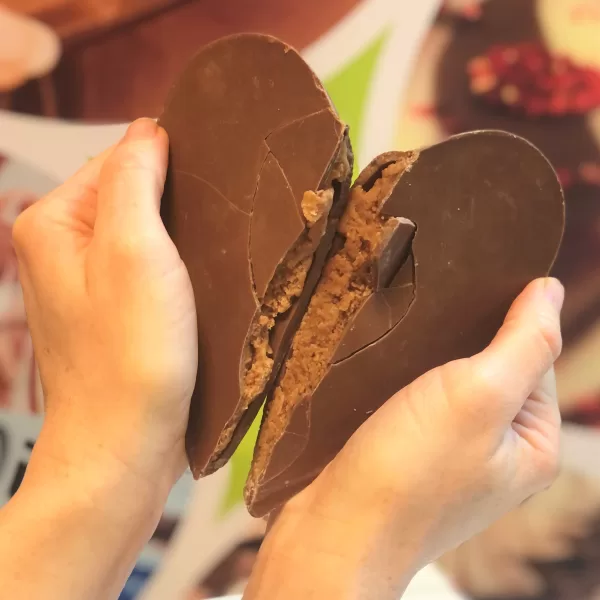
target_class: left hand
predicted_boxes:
[13,119,197,497]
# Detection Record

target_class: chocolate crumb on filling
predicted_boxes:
[249,157,414,484]
[208,145,352,463]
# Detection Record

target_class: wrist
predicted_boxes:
[0,427,171,599]
[247,478,431,600]
[22,422,172,540]
[33,391,186,494]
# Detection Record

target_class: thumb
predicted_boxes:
[469,277,564,423]
[95,118,169,245]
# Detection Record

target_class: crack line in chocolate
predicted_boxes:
[247,151,273,306]
[264,107,334,146]
[331,256,418,367]
[380,296,393,330]
[173,170,251,216]
[257,400,312,486]
[262,149,295,206]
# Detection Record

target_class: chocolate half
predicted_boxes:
[159,33,353,477]
[246,130,565,517]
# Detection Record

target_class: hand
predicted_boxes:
[0,119,196,600]
[247,278,563,600]
[12,118,197,495]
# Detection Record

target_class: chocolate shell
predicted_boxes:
[246,130,565,517]
[159,33,353,477]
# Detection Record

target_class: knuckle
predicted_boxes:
[12,205,42,256]
[436,360,501,431]
[469,364,506,404]
[536,312,563,362]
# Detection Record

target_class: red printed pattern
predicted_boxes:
[0,173,41,414]
[468,42,600,116]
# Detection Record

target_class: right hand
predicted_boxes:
[247,277,564,600]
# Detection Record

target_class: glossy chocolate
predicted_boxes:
[159,34,352,477]
[247,130,565,516]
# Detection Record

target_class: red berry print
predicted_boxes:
[468,42,600,116]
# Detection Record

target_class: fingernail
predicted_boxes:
[543,277,564,312]
[124,118,158,141]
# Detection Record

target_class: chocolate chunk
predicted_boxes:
[159,33,352,477]
[246,130,565,517]
[373,217,416,291]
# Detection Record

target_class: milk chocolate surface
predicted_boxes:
[159,34,352,477]
[247,130,565,516]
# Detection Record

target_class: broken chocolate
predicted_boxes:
[159,33,353,477]
[246,130,565,517]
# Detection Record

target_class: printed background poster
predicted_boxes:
[398,1,600,599]
[0,1,447,598]
[1,1,599,599]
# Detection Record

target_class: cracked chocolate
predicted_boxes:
[246,130,565,517]
[159,33,352,477]
[157,33,564,517]
[245,154,418,510]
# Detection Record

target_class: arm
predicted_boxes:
[0,438,168,599]
[2,118,195,598]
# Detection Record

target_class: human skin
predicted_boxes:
[246,280,563,600]
[0,118,563,599]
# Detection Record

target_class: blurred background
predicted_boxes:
[1,1,600,599]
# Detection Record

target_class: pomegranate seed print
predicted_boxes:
[468,42,600,117]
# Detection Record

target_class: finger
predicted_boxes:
[470,278,564,417]
[95,118,168,243]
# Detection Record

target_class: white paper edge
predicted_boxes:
[303,0,398,79]
[358,0,441,167]
[0,110,127,183]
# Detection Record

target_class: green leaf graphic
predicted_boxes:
[218,406,262,518]
[324,30,389,180]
